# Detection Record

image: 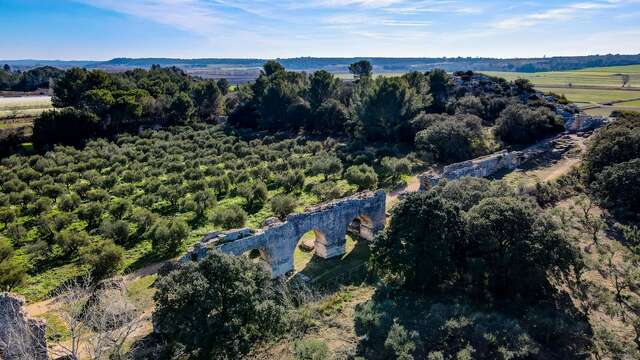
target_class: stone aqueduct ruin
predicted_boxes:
[184,190,386,277]
[185,100,606,278]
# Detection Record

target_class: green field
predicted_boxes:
[484,64,640,88]
[536,86,640,106]
[484,65,640,116]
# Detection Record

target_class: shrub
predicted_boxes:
[293,339,330,360]
[211,205,247,229]
[495,104,564,145]
[0,236,26,291]
[454,95,485,118]
[271,194,297,220]
[311,181,343,202]
[153,251,286,358]
[532,181,562,208]
[381,157,412,185]
[345,164,378,191]
[415,115,486,163]
[150,219,190,257]
[81,240,124,279]
[593,159,640,221]
[384,323,417,360]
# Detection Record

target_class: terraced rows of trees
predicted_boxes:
[0,122,395,299]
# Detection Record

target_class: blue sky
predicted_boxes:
[1,0,639,60]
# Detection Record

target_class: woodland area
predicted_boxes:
[1,61,639,359]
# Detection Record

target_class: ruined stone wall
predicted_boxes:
[0,293,48,360]
[418,101,605,190]
[418,148,540,190]
[183,190,386,277]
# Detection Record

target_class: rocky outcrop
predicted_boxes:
[183,191,386,277]
[0,293,48,360]
[562,112,605,133]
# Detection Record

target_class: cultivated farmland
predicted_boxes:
[484,64,640,116]
[0,95,52,120]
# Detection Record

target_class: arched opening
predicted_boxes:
[294,229,326,272]
[242,248,272,275]
[293,225,369,285]
[348,215,375,241]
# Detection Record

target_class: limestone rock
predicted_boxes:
[0,293,48,360]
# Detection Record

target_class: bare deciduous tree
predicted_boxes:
[621,74,630,88]
[84,280,143,360]
[573,195,606,246]
[48,275,143,360]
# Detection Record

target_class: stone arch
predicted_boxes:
[292,228,329,273]
[242,247,272,275]
[187,191,387,279]
[348,214,375,241]
[295,229,327,253]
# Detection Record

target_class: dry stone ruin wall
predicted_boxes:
[0,293,48,360]
[184,190,386,277]
[418,100,606,190]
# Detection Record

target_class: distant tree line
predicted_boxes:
[42,53,640,73]
[0,65,63,92]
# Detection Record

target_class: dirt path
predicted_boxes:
[385,175,420,211]
[25,259,169,318]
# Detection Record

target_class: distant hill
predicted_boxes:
[3,54,640,73]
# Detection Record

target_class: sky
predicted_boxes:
[1,0,639,60]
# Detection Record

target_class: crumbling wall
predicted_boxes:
[0,293,48,360]
[418,149,537,190]
[183,190,386,277]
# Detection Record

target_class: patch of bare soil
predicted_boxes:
[508,133,589,184]
[386,175,420,211]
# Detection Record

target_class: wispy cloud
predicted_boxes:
[493,1,622,30]
[75,0,233,34]
[383,0,483,14]
[312,0,406,8]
